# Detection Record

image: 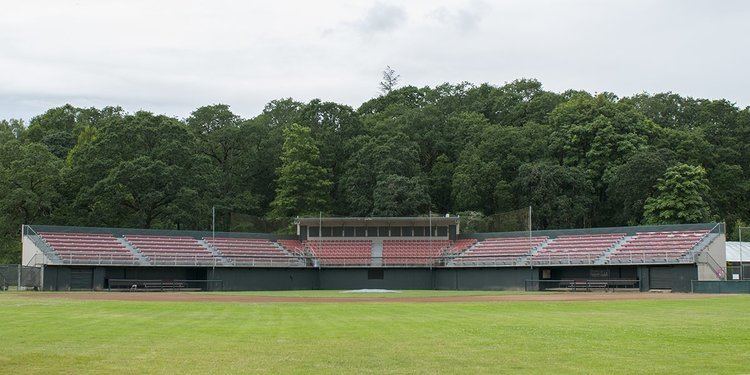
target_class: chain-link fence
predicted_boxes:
[0,265,42,290]
[458,208,531,234]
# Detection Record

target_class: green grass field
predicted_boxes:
[1,292,749,374]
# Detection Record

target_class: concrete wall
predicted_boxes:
[43,266,207,291]
[42,264,699,292]
[213,267,537,291]
[42,266,539,291]
[213,268,317,291]
[696,234,726,281]
[636,264,697,292]
[436,267,535,290]
[21,236,49,266]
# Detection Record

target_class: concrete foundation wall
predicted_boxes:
[21,236,48,266]
[42,264,699,292]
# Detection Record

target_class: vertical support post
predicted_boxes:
[740,227,744,281]
[528,206,533,269]
[429,210,432,266]
[18,264,22,291]
[319,211,322,264]
[212,206,216,241]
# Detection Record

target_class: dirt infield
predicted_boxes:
[20,291,729,303]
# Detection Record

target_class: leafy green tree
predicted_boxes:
[270,124,332,217]
[512,162,594,229]
[25,105,123,159]
[186,105,261,229]
[340,133,421,215]
[451,146,498,213]
[643,164,712,224]
[0,119,24,142]
[64,111,210,228]
[707,163,749,238]
[0,237,21,264]
[1,79,748,235]
[464,79,563,126]
[85,156,197,228]
[372,175,430,216]
[606,148,676,225]
[0,142,62,234]
[427,154,454,212]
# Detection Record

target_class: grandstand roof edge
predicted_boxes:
[295,216,460,226]
[23,224,296,240]
[465,222,722,239]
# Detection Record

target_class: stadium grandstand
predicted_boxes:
[21,217,726,292]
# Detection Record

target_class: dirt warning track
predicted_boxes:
[20,291,728,304]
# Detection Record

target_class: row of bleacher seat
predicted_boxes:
[126,235,215,264]
[532,233,625,264]
[450,230,709,265]
[452,236,548,265]
[382,239,450,265]
[609,230,709,262]
[204,237,300,266]
[38,232,138,264]
[37,232,301,266]
[35,229,711,266]
[306,240,372,265]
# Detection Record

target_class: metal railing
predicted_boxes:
[107,279,223,291]
[22,225,59,262]
[23,252,722,268]
[525,279,640,292]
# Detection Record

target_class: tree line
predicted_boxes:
[1,78,749,263]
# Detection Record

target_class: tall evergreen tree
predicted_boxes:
[269,124,332,217]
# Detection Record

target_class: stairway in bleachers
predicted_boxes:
[198,239,233,266]
[371,240,383,267]
[596,236,632,265]
[517,238,551,265]
[118,237,150,265]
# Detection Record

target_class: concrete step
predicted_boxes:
[118,237,150,265]
[273,242,306,266]
[596,235,632,265]
[371,239,383,266]
[197,239,233,266]
[516,238,550,265]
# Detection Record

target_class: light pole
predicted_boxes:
[528,206,533,269]
[740,226,748,281]
[211,206,216,240]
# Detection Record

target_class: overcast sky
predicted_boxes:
[1,0,748,121]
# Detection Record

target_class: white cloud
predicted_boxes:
[430,0,489,32]
[356,2,407,34]
[0,0,748,121]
